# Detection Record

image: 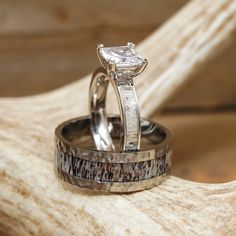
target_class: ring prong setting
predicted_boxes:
[96,42,148,76]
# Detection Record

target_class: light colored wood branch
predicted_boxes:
[136,0,236,116]
[0,0,236,235]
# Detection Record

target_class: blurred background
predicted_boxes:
[0,0,235,182]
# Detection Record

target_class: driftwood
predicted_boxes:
[0,0,236,235]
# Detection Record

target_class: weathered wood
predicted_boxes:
[0,0,186,34]
[0,0,236,235]
[167,37,236,110]
[0,0,186,97]
[137,0,236,115]
[0,0,236,112]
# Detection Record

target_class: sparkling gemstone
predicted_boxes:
[99,45,144,72]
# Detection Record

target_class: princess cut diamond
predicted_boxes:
[97,43,146,75]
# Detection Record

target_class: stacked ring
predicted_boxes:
[55,42,173,192]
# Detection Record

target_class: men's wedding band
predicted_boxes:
[55,115,173,192]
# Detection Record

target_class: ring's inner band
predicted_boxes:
[90,69,114,151]
[89,67,141,152]
[62,116,166,151]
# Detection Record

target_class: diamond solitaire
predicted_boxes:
[97,42,147,76]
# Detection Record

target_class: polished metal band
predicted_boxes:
[55,115,173,192]
[89,67,141,152]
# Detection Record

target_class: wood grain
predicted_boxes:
[167,37,236,110]
[0,0,236,112]
[137,0,236,116]
[0,0,186,97]
[0,0,236,235]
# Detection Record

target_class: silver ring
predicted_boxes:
[55,115,173,192]
[89,43,148,152]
